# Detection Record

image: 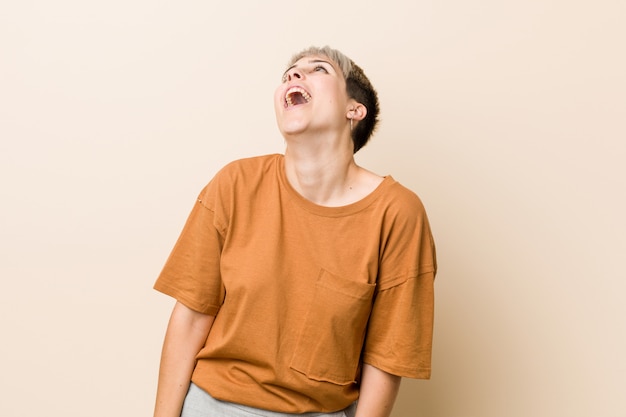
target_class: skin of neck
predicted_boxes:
[283,127,360,206]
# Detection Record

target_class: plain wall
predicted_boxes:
[1,1,624,416]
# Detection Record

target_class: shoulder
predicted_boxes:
[216,154,282,179]
[198,154,282,204]
[372,177,433,236]
[205,153,281,187]
[382,177,427,214]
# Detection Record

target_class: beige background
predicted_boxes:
[1,1,624,416]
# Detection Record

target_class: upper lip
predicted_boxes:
[284,85,312,107]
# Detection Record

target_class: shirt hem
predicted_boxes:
[362,355,432,379]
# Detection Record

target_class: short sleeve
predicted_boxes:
[362,271,435,379]
[153,187,226,316]
[362,187,437,379]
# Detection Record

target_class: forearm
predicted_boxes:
[355,364,402,417]
[154,302,215,417]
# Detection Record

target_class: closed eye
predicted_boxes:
[313,65,328,73]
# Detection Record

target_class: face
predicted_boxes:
[274,55,353,138]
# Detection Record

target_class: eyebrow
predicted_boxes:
[282,59,334,79]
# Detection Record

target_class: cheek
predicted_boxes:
[326,83,348,105]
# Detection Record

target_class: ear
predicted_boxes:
[346,102,367,122]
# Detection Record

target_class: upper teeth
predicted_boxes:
[285,87,311,106]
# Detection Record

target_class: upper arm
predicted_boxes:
[167,301,215,344]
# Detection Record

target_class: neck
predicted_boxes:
[283,132,359,206]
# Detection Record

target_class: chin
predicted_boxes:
[279,120,308,136]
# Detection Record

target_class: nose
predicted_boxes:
[285,67,303,82]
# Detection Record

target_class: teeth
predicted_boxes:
[285,87,311,106]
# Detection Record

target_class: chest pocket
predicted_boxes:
[290,269,376,385]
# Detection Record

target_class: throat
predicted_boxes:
[291,93,307,105]
[286,91,310,107]
[284,158,366,206]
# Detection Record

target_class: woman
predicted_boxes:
[153,46,437,417]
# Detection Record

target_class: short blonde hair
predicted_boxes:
[287,46,380,153]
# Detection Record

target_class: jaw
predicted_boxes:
[276,111,309,137]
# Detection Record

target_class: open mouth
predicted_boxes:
[285,87,312,108]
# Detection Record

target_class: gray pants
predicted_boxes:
[181,383,357,417]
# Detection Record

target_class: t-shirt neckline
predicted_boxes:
[274,154,395,217]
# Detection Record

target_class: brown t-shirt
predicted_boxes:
[154,154,437,413]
